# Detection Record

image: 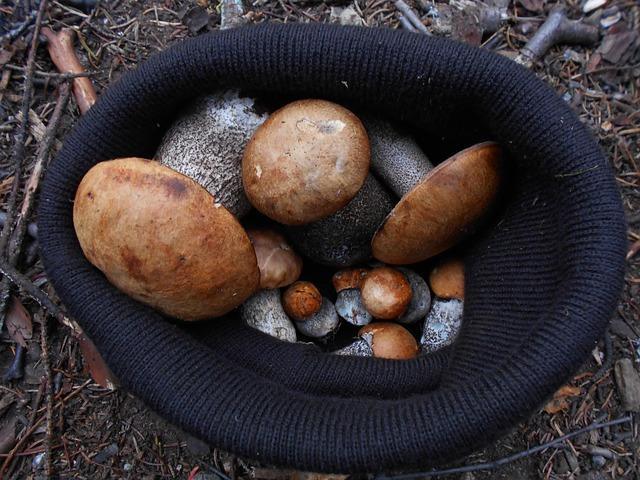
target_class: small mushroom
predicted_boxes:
[73,158,259,320]
[293,297,340,339]
[372,142,503,264]
[156,90,268,218]
[286,175,394,267]
[420,298,464,353]
[358,323,419,359]
[429,258,465,300]
[332,268,371,326]
[360,266,412,320]
[247,229,303,289]
[333,332,374,357]
[396,267,431,324]
[240,289,297,342]
[242,99,370,225]
[282,281,322,321]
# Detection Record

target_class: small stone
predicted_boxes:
[614,358,640,412]
[420,298,463,353]
[93,443,118,464]
[330,5,365,26]
[32,452,46,471]
[592,455,606,468]
[600,10,621,28]
[583,0,607,13]
[335,289,371,326]
[123,463,133,472]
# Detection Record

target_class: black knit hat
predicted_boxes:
[38,24,626,473]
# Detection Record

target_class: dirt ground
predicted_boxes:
[0,0,639,479]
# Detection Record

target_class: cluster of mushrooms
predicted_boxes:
[73,90,502,359]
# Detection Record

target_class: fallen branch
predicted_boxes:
[41,28,97,114]
[376,415,633,479]
[0,0,48,258]
[394,0,430,35]
[516,7,599,66]
[39,309,54,477]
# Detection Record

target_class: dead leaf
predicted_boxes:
[5,296,33,347]
[0,417,17,454]
[598,30,639,64]
[517,0,544,13]
[544,385,581,414]
[77,333,118,390]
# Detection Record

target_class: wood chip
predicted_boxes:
[614,359,640,412]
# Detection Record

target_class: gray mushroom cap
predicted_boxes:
[294,297,340,338]
[156,90,268,218]
[362,115,434,197]
[287,174,394,267]
[335,288,372,326]
[397,267,432,324]
[420,298,463,353]
[240,289,296,342]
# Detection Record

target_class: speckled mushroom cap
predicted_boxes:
[73,158,259,320]
[39,24,626,474]
[372,142,503,265]
[242,99,370,225]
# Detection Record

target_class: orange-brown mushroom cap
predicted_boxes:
[282,281,322,321]
[358,322,419,360]
[372,142,502,265]
[242,99,370,225]
[360,266,412,320]
[332,268,369,292]
[73,158,259,321]
[429,258,465,300]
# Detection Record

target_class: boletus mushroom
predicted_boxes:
[156,90,268,218]
[247,229,302,289]
[332,268,371,326]
[429,257,465,300]
[360,266,412,320]
[358,323,419,360]
[333,332,374,357]
[282,281,339,338]
[396,267,431,324]
[420,298,464,353]
[240,289,297,342]
[372,142,503,264]
[73,158,259,320]
[242,99,370,225]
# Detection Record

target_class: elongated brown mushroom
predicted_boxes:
[372,142,503,264]
[73,158,259,320]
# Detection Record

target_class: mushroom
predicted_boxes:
[420,298,464,353]
[360,266,412,320]
[282,281,322,321]
[286,175,395,267]
[333,332,374,357]
[240,289,297,342]
[73,158,259,320]
[247,229,302,289]
[372,142,503,264]
[242,99,370,225]
[332,268,371,326]
[429,257,465,300]
[358,323,419,360]
[396,267,431,324]
[156,90,268,218]
[282,281,339,338]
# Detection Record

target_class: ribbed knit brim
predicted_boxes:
[38,24,627,473]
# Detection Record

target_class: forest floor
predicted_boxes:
[0,0,639,479]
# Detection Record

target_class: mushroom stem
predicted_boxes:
[394,0,430,35]
[516,7,599,66]
[363,117,433,198]
[2,344,25,382]
[333,333,374,357]
[41,28,97,114]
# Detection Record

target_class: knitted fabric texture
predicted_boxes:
[38,24,627,473]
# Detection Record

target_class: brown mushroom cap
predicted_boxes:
[242,99,370,225]
[332,268,369,292]
[360,266,412,320]
[429,258,465,300]
[358,322,418,360]
[282,281,322,321]
[372,142,502,264]
[247,229,303,289]
[73,158,259,321]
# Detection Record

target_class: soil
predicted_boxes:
[0,0,639,479]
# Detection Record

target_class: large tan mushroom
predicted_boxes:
[73,158,259,321]
[242,99,370,225]
[372,142,503,264]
